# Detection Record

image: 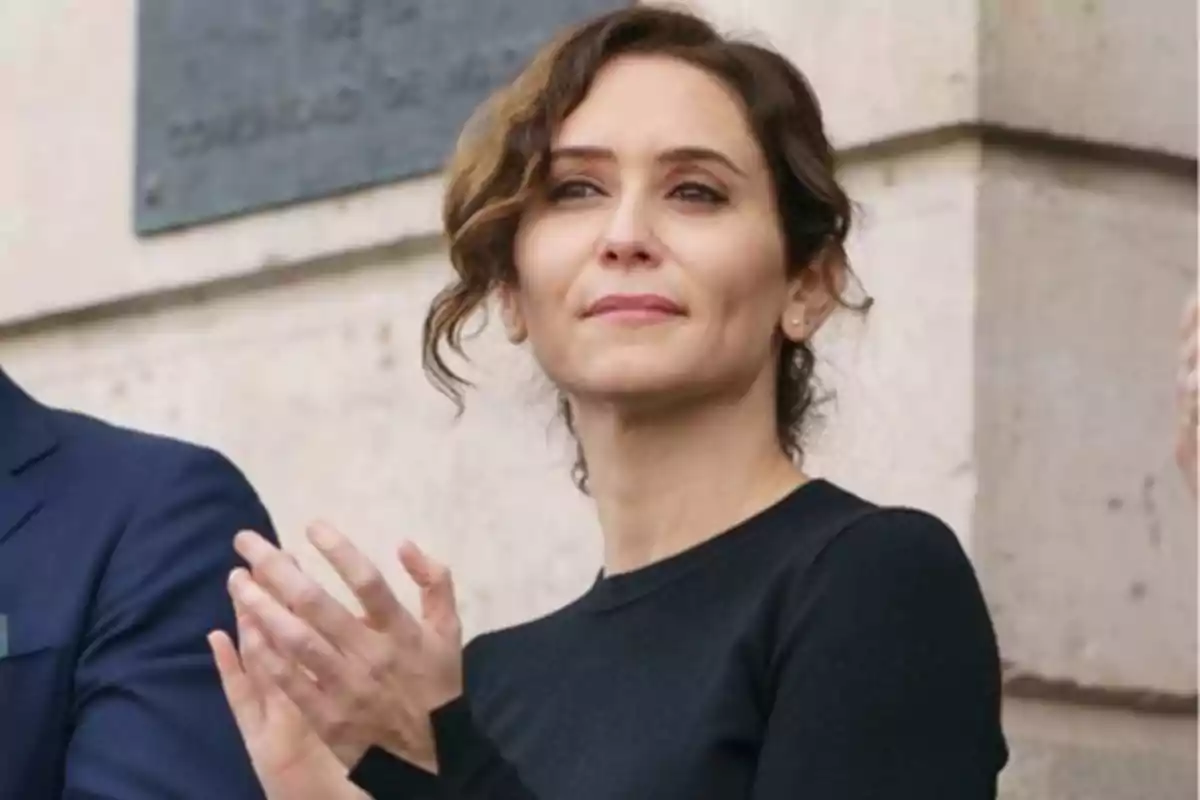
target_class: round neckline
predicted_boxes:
[579,478,833,613]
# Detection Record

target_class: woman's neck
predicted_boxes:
[575,386,808,576]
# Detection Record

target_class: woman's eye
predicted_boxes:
[547,180,603,202]
[669,182,728,205]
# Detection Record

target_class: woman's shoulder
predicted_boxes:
[816,498,972,586]
[766,481,984,619]
[769,484,992,651]
[777,480,968,573]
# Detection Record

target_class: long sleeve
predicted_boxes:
[62,447,278,800]
[349,696,539,800]
[751,509,1008,799]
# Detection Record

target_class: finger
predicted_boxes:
[229,568,350,691]
[231,595,276,703]
[307,521,420,638]
[233,530,361,651]
[208,630,262,731]
[239,613,347,737]
[398,541,461,640]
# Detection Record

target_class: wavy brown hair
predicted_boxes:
[423,6,868,491]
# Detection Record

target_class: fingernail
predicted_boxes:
[228,568,249,591]
[307,523,337,549]
[233,531,256,555]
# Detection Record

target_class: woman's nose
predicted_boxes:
[599,198,662,269]
[600,238,660,268]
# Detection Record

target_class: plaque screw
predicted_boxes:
[143,173,163,207]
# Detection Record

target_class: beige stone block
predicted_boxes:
[0,246,599,639]
[807,140,983,541]
[677,0,980,148]
[975,147,1198,694]
[981,0,1197,158]
[999,698,1197,800]
[685,0,1196,156]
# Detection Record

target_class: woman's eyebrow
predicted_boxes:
[549,145,747,177]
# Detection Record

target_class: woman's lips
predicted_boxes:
[583,293,686,322]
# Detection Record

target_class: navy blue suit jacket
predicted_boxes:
[0,370,275,798]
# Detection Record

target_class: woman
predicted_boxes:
[210,7,1008,798]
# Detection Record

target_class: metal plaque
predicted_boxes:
[135,0,629,234]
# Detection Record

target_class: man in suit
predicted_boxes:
[0,367,275,798]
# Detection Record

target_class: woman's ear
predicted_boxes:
[780,249,844,342]
[497,284,528,344]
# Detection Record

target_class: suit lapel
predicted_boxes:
[0,474,42,549]
[0,370,57,547]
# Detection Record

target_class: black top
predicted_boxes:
[350,479,1008,799]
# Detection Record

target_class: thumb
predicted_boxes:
[398,541,461,641]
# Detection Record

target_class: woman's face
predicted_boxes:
[506,54,808,410]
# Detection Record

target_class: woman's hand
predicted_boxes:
[209,602,369,800]
[227,523,465,774]
[1177,293,1198,495]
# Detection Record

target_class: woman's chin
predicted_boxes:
[563,373,704,412]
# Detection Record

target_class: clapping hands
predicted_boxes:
[210,523,465,798]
